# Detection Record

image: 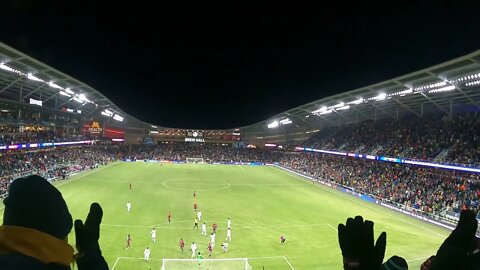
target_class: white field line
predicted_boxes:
[272,167,449,239]
[326,223,338,231]
[283,256,295,270]
[0,162,119,211]
[56,162,120,188]
[111,256,291,269]
[111,257,121,270]
[111,256,163,270]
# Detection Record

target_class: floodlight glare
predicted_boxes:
[59,91,71,97]
[73,97,83,103]
[312,106,328,114]
[113,114,124,122]
[267,120,279,128]
[65,88,75,95]
[49,81,63,89]
[27,73,43,82]
[375,93,386,101]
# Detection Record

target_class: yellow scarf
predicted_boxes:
[0,225,74,266]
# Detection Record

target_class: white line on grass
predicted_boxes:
[0,162,120,211]
[272,167,449,239]
[111,256,163,270]
[283,256,295,270]
[326,223,338,231]
[111,257,121,270]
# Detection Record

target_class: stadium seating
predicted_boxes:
[303,112,480,166]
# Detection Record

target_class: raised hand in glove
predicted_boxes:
[338,216,387,270]
[428,210,479,270]
[75,202,109,270]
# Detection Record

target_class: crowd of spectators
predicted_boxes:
[304,112,480,166]
[0,146,113,196]
[278,152,480,216]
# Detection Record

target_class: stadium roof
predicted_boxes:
[242,49,480,138]
[1,41,480,136]
[0,42,148,128]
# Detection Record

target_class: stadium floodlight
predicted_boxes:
[73,97,83,103]
[64,88,75,95]
[113,114,124,122]
[0,63,22,75]
[279,118,292,125]
[78,93,91,103]
[101,111,111,117]
[319,109,333,115]
[428,85,455,93]
[374,93,386,101]
[48,81,63,89]
[77,110,82,114]
[337,105,350,110]
[27,73,44,82]
[104,109,114,115]
[331,102,345,109]
[312,106,328,114]
[59,91,71,97]
[66,108,74,113]
[465,80,480,87]
[347,98,363,105]
[267,120,279,128]
[150,130,159,134]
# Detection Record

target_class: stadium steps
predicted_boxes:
[434,148,450,162]
[371,145,383,155]
[354,145,365,153]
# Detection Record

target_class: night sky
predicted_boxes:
[1,1,480,129]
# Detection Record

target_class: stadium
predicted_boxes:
[0,37,480,270]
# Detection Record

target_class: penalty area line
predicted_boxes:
[283,256,295,270]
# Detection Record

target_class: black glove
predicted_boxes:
[75,202,109,270]
[338,216,387,270]
[428,210,479,270]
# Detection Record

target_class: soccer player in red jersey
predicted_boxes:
[280,235,286,244]
[125,234,132,249]
[207,242,213,257]
[193,190,196,197]
[168,211,172,223]
[212,223,217,233]
[179,238,185,252]
[193,203,198,212]
[129,183,132,191]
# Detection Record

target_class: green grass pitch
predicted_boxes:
[0,162,450,269]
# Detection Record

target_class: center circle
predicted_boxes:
[163,177,230,191]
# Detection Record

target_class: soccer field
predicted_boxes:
[1,162,450,269]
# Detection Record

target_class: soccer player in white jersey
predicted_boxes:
[191,242,197,258]
[151,228,156,243]
[227,218,231,229]
[197,211,202,221]
[126,201,131,212]
[222,242,229,253]
[226,228,231,242]
[144,247,150,261]
[210,232,216,247]
[201,222,207,236]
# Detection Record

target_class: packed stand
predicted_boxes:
[279,152,480,216]
[303,112,480,166]
[0,146,114,197]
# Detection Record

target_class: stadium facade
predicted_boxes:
[1,41,480,148]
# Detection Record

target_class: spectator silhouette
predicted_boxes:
[421,210,480,270]
[0,175,108,269]
[338,215,387,270]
